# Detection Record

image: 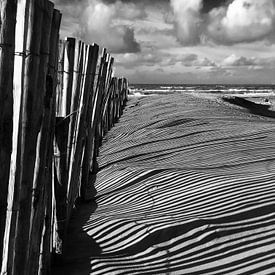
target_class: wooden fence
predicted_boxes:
[0,1,128,274]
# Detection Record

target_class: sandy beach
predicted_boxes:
[2,1,275,274]
[53,93,275,274]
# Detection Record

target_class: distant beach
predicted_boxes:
[129,83,275,116]
[129,83,275,100]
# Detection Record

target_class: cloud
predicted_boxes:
[202,0,229,13]
[222,54,257,66]
[170,0,203,45]
[182,54,198,63]
[115,50,217,71]
[198,57,217,67]
[181,54,217,67]
[207,0,275,44]
[115,51,173,69]
[222,54,275,69]
[54,0,141,53]
[170,0,275,46]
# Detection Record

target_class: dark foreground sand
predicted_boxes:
[53,93,275,274]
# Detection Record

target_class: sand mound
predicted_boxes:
[55,94,275,275]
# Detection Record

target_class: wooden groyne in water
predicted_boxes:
[0,1,128,274]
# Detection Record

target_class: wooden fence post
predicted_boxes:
[67,43,98,215]
[1,0,32,273]
[111,77,118,127]
[122,78,128,107]
[53,40,85,256]
[109,79,116,129]
[61,37,75,117]
[26,1,54,274]
[0,0,17,270]
[118,78,123,117]
[53,116,69,254]
[66,42,88,183]
[42,9,61,272]
[53,38,67,257]
[80,44,100,199]
[54,38,75,218]
[93,52,109,160]
[67,40,83,175]
[56,39,65,116]
[100,57,114,136]
[12,0,45,273]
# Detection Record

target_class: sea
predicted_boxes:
[129,84,275,104]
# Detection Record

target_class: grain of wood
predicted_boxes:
[80,44,99,199]
[61,37,75,117]
[12,0,45,273]
[43,8,61,272]
[27,1,54,273]
[0,0,17,270]
[67,44,99,217]
[1,0,31,273]
[67,40,83,177]
[93,54,109,162]
[56,39,65,116]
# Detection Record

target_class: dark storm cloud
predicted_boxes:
[100,0,230,12]
[55,0,168,5]
[122,28,141,53]
[55,0,230,11]
[53,0,142,53]
[202,0,231,13]
[101,0,168,3]
[54,0,83,4]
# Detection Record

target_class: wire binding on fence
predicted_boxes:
[13,50,49,58]
[0,43,13,48]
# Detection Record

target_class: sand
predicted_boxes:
[53,93,275,275]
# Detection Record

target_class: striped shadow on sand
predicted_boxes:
[55,93,275,275]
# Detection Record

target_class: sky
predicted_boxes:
[52,0,275,84]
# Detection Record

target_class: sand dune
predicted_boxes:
[54,94,275,274]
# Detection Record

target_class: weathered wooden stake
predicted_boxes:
[26,1,54,273]
[92,52,109,162]
[80,44,99,199]
[67,40,83,173]
[0,0,17,270]
[61,37,75,117]
[67,44,98,215]
[1,0,32,273]
[12,0,45,273]
[43,8,61,269]
[56,39,65,116]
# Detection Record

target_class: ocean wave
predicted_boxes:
[129,84,275,97]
